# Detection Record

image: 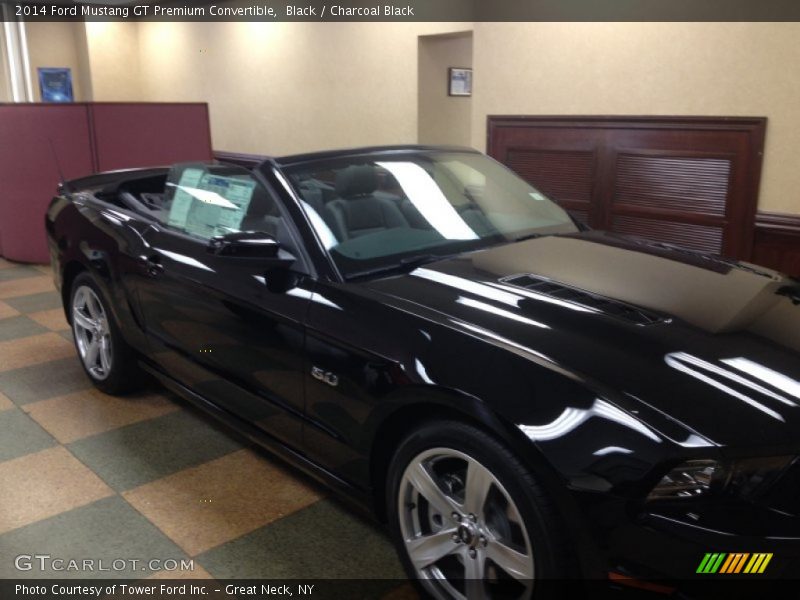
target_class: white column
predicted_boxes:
[1,4,34,102]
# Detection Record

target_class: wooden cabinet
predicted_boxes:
[488,116,767,260]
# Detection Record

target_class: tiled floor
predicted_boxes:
[0,257,412,591]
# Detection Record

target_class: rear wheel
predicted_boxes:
[387,421,569,599]
[70,272,141,395]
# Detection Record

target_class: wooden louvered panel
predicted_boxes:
[613,215,724,254]
[504,149,594,204]
[488,116,766,260]
[614,154,731,216]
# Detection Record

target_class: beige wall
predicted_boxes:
[134,21,469,156]
[25,22,91,101]
[83,22,142,101]
[418,31,473,147]
[19,21,798,215]
[471,22,800,215]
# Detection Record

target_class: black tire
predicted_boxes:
[68,272,142,395]
[387,420,572,599]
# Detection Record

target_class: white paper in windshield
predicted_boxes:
[167,168,204,229]
[167,170,256,238]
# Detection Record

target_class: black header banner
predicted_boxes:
[3,0,800,22]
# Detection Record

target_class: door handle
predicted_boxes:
[140,254,164,277]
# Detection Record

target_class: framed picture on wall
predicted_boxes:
[448,67,472,96]
[37,68,74,102]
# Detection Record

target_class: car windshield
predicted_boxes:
[284,150,578,279]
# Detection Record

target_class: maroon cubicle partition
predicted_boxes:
[0,102,212,263]
[0,104,94,264]
[89,103,212,172]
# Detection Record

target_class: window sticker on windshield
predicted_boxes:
[182,173,226,238]
[167,168,204,230]
[214,178,255,233]
[167,170,256,239]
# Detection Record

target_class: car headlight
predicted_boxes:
[647,456,795,501]
[648,460,719,500]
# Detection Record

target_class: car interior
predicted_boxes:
[90,158,573,268]
[94,165,289,241]
[92,161,494,251]
[297,164,499,239]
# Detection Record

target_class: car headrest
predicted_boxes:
[335,165,378,199]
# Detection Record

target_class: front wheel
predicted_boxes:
[70,272,141,395]
[387,420,570,599]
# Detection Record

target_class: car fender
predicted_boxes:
[47,195,150,351]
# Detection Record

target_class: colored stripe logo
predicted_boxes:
[697,553,772,574]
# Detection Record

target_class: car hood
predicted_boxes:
[364,231,800,451]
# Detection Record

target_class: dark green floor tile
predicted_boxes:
[60,329,74,342]
[0,356,89,405]
[198,500,404,579]
[0,409,56,462]
[0,266,43,282]
[0,496,191,579]
[67,409,244,491]
[0,315,48,342]
[5,291,62,313]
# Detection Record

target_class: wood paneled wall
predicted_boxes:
[489,116,799,277]
[753,212,800,276]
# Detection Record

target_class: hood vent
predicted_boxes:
[502,274,665,326]
[646,242,778,280]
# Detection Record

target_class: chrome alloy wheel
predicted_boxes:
[72,285,112,380]
[398,448,534,599]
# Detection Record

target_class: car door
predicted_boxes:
[134,163,313,448]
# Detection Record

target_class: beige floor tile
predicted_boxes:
[0,446,114,535]
[28,308,68,331]
[123,449,322,556]
[24,389,182,444]
[0,391,13,411]
[0,300,20,320]
[0,276,55,300]
[0,332,75,372]
[0,258,15,270]
[34,264,53,275]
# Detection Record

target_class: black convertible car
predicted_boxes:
[46,146,800,598]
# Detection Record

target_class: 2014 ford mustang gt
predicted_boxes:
[45,146,800,598]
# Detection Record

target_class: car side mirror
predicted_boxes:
[208,231,296,268]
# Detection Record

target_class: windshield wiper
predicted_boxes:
[512,232,545,243]
[399,253,453,268]
[347,253,455,281]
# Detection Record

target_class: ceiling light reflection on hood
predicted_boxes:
[413,269,523,308]
[665,352,787,422]
[456,296,549,329]
[519,398,661,442]
[721,356,800,401]
[485,281,598,313]
[668,353,795,408]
